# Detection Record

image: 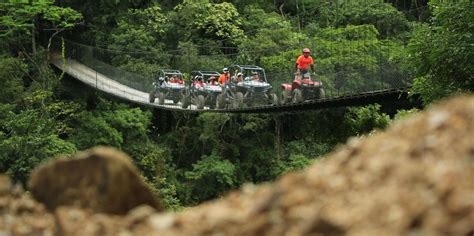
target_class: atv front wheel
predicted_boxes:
[158,92,165,105]
[208,96,216,109]
[233,92,244,109]
[216,94,226,109]
[149,91,156,103]
[317,88,325,99]
[181,94,190,108]
[269,93,278,105]
[281,90,290,104]
[292,89,303,103]
[197,95,205,109]
[173,95,180,104]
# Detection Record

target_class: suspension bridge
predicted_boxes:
[51,39,413,113]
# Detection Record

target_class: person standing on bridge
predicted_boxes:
[219,67,230,85]
[295,48,316,80]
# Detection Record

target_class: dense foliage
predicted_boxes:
[409,0,473,104]
[1,0,471,209]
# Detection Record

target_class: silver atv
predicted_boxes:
[181,71,223,109]
[217,65,278,108]
[149,69,186,105]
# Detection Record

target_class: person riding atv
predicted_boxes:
[219,68,230,85]
[149,69,186,105]
[280,48,325,103]
[181,71,223,109]
[295,48,316,80]
[216,65,278,108]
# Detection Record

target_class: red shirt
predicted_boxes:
[219,73,230,84]
[193,81,204,86]
[170,77,183,84]
[296,55,314,70]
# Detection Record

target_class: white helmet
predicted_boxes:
[237,72,243,76]
[223,67,228,72]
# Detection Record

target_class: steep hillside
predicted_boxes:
[1,95,473,235]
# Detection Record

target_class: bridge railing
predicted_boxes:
[53,39,412,110]
[61,40,154,92]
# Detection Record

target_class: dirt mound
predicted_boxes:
[28,147,161,215]
[0,176,55,235]
[145,95,474,235]
[0,95,473,235]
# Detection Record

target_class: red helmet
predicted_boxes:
[303,48,310,53]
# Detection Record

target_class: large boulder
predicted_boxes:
[28,147,162,215]
[0,175,55,236]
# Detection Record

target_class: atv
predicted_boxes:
[181,71,222,109]
[149,70,186,105]
[217,65,278,109]
[280,73,325,104]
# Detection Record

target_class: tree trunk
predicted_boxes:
[47,29,65,61]
[274,115,283,160]
[279,3,285,17]
[415,0,420,21]
[32,27,36,55]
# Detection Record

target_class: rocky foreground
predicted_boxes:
[1,95,473,236]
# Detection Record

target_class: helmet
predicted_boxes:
[303,48,310,53]
[194,75,200,80]
[223,67,228,72]
[237,73,243,76]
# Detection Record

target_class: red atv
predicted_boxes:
[280,73,325,104]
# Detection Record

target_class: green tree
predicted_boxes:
[58,0,152,44]
[108,5,168,53]
[279,154,312,174]
[170,0,243,46]
[0,0,82,55]
[394,108,419,121]
[344,104,390,136]
[409,0,474,104]
[103,4,169,76]
[386,0,430,22]
[68,111,123,149]
[0,57,25,103]
[0,105,77,184]
[184,153,237,204]
[283,0,409,38]
[237,6,303,65]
